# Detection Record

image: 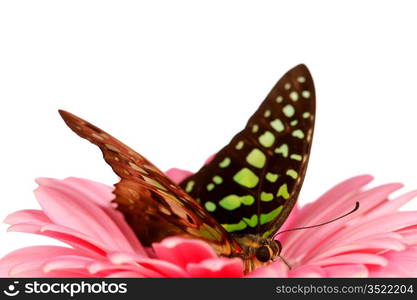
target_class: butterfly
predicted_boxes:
[59,64,315,273]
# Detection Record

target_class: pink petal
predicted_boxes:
[286,183,404,263]
[9,260,90,277]
[165,168,193,185]
[289,265,326,277]
[153,237,218,269]
[364,190,417,220]
[3,172,417,279]
[283,175,373,257]
[4,211,105,254]
[323,264,369,277]
[399,228,417,245]
[107,252,142,264]
[186,258,244,278]
[58,178,146,255]
[87,259,163,277]
[107,252,184,277]
[7,221,118,258]
[42,255,94,273]
[312,253,388,267]
[7,223,45,234]
[246,261,288,277]
[4,209,50,225]
[311,237,406,262]
[57,177,115,206]
[4,178,146,262]
[291,175,374,227]
[0,246,86,277]
[135,258,190,278]
[321,211,417,254]
[97,207,146,256]
[369,246,417,277]
[106,271,144,278]
[4,212,109,256]
[10,222,108,257]
[34,180,137,253]
[204,154,215,165]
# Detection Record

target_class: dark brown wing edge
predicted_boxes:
[265,64,315,234]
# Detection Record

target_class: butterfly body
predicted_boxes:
[232,234,282,271]
[59,64,315,273]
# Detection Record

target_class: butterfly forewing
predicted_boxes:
[180,64,315,238]
[59,110,242,256]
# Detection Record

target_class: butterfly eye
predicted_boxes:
[255,246,271,262]
[271,240,282,255]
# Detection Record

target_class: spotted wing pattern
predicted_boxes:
[59,110,242,256]
[180,64,315,238]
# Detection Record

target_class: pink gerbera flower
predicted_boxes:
[1,171,417,277]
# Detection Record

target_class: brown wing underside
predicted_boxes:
[59,110,242,256]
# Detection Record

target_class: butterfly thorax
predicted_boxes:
[233,234,282,272]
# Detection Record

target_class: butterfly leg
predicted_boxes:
[228,253,255,274]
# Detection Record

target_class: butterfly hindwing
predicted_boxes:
[179,64,315,238]
[59,110,242,256]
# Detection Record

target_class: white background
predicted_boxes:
[1,1,417,257]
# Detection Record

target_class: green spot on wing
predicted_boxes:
[206,183,215,191]
[260,206,283,225]
[274,144,289,157]
[222,220,247,232]
[270,119,284,132]
[302,112,311,119]
[233,168,259,188]
[213,176,223,184]
[297,76,306,83]
[262,229,275,238]
[290,154,302,161]
[302,90,311,98]
[289,91,299,101]
[265,172,279,183]
[292,129,305,139]
[258,131,275,148]
[283,104,295,117]
[219,195,241,210]
[219,157,231,168]
[246,148,266,168]
[261,192,274,202]
[252,124,259,133]
[185,180,195,193]
[205,201,216,212]
[243,215,258,227]
[218,194,255,210]
[277,184,290,199]
[235,141,244,150]
[264,110,271,118]
[286,169,298,179]
[240,195,255,205]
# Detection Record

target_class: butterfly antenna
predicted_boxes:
[272,201,360,239]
